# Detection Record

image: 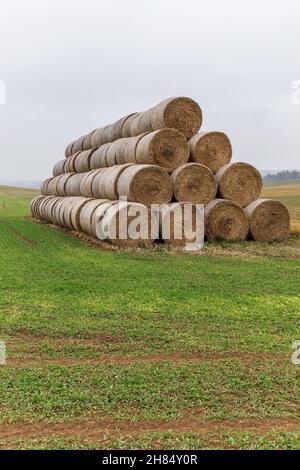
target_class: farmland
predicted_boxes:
[0,182,299,450]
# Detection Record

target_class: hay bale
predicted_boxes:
[91,169,106,198]
[73,149,95,173]
[245,199,290,241]
[171,163,217,204]
[90,144,110,169]
[160,202,204,249]
[105,141,119,167]
[91,128,104,148]
[65,152,80,173]
[42,197,61,222]
[123,134,147,164]
[149,97,202,138]
[41,178,53,195]
[189,131,232,173]
[65,141,75,158]
[72,136,86,153]
[79,199,109,235]
[96,164,134,200]
[56,173,73,196]
[65,173,84,196]
[205,199,249,241]
[70,197,93,231]
[82,130,97,150]
[117,164,173,206]
[31,196,46,219]
[63,197,86,230]
[53,160,67,177]
[122,113,139,137]
[136,129,189,172]
[115,138,131,165]
[216,162,263,207]
[80,169,102,198]
[96,201,156,246]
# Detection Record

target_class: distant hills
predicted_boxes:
[0,179,41,190]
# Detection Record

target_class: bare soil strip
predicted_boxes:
[1,416,299,443]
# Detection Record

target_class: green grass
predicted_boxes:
[0,184,299,450]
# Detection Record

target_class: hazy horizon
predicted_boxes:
[0,0,300,180]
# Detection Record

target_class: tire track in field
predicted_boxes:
[0,416,300,444]
[0,218,36,248]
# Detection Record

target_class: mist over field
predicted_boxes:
[0,0,299,180]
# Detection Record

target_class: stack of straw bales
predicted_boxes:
[31,96,290,248]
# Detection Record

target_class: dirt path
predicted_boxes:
[1,416,299,444]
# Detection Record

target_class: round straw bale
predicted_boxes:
[113,116,131,140]
[122,113,139,137]
[65,141,75,158]
[171,163,217,204]
[69,197,93,232]
[43,196,61,223]
[160,202,204,248]
[100,164,135,200]
[80,169,101,198]
[97,201,155,246]
[105,141,119,167]
[189,131,232,173]
[138,110,153,134]
[91,127,104,148]
[65,152,80,173]
[216,162,263,208]
[62,197,85,230]
[41,178,52,195]
[205,199,249,241]
[117,164,173,206]
[91,201,118,238]
[100,125,112,145]
[30,196,45,219]
[56,173,73,196]
[82,130,96,150]
[72,136,86,153]
[65,173,84,196]
[150,97,202,139]
[91,168,107,198]
[136,129,189,172]
[245,199,290,241]
[73,149,95,173]
[130,113,143,136]
[106,123,118,142]
[53,159,67,177]
[47,177,60,195]
[38,196,56,220]
[79,199,109,235]
[123,134,147,164]
[90,144,110,169]
[115,138,131,165]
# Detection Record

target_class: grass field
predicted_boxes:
[0,182,299,450]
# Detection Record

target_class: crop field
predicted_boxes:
[0,182,299,450]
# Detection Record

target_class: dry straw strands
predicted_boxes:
[245,199,290,241]
[205,199,249,241]
[32,196,157,246]
[189,131,232,174]
[65,96,202,156]
[62,129,190,174]
[171,163,217,204]
[117,164,173,206]
[159,202,204,248]
[216,162,263,208]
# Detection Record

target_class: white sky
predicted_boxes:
[0,0,299,179]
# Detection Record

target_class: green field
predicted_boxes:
[0,183,299,450]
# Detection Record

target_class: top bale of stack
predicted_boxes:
[65,97,203,157]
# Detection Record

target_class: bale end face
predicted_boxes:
[161,97,202,139]
[205,199,249,241]
[189,131,232,173]
[245,199,290,241]
[171,163,217,205]
[216,162,263,208]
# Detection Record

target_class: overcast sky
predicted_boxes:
[0,0,299,180]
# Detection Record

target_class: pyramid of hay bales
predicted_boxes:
[31,96,290,248]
